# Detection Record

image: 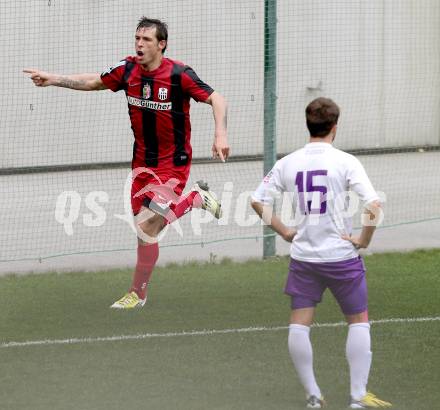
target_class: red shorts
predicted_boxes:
[131,166,190,215]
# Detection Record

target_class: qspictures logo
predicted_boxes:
[54,168,386,245]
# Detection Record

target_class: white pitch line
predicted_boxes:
[1,316,439,349]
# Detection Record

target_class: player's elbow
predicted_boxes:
[87,75,106,91]
[362,200,383,226]
[251,200,263,215]
[365,200,382,213]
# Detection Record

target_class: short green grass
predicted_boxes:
[0,249,439,410]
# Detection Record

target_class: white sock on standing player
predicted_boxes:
[288,324,322,399]
[346,322,372,400]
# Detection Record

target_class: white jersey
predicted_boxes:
[252,142,380,262]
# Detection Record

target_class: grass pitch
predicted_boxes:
[0,249,439,409]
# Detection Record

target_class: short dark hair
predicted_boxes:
[137,17,168,53]
[305,97,340,137]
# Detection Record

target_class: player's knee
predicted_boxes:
[345,310,369,324]
[138,213,166,238]
[290,307,315,326]
[141,216,165,234]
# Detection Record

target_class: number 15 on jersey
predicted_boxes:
[295,170,328,215]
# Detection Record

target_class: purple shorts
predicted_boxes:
[284,256,368,315]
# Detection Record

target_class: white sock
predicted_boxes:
[288,324,322,399]
[346,323,372,400]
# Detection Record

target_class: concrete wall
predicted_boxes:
[277,0,440,152]
[1,0,439,169]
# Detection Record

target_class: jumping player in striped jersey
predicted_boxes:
[251,98,391,408]
[24,17,229,309]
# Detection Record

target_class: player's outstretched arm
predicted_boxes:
[23,69,107,91]
[205,91,229,162]
[251,200,296,242]
[342,200,382,249]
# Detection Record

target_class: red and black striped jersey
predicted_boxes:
[101,56,214,170]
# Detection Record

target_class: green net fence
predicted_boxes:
[1,0,439,265]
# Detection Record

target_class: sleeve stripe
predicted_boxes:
[101,59,126,77]
[122,60,136,87]
[183,66,214,94]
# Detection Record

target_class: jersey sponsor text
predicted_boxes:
[127,95,172,110]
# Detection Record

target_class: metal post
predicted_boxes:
[263,0,277,258]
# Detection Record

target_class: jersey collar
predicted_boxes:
[304,142,333,148]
